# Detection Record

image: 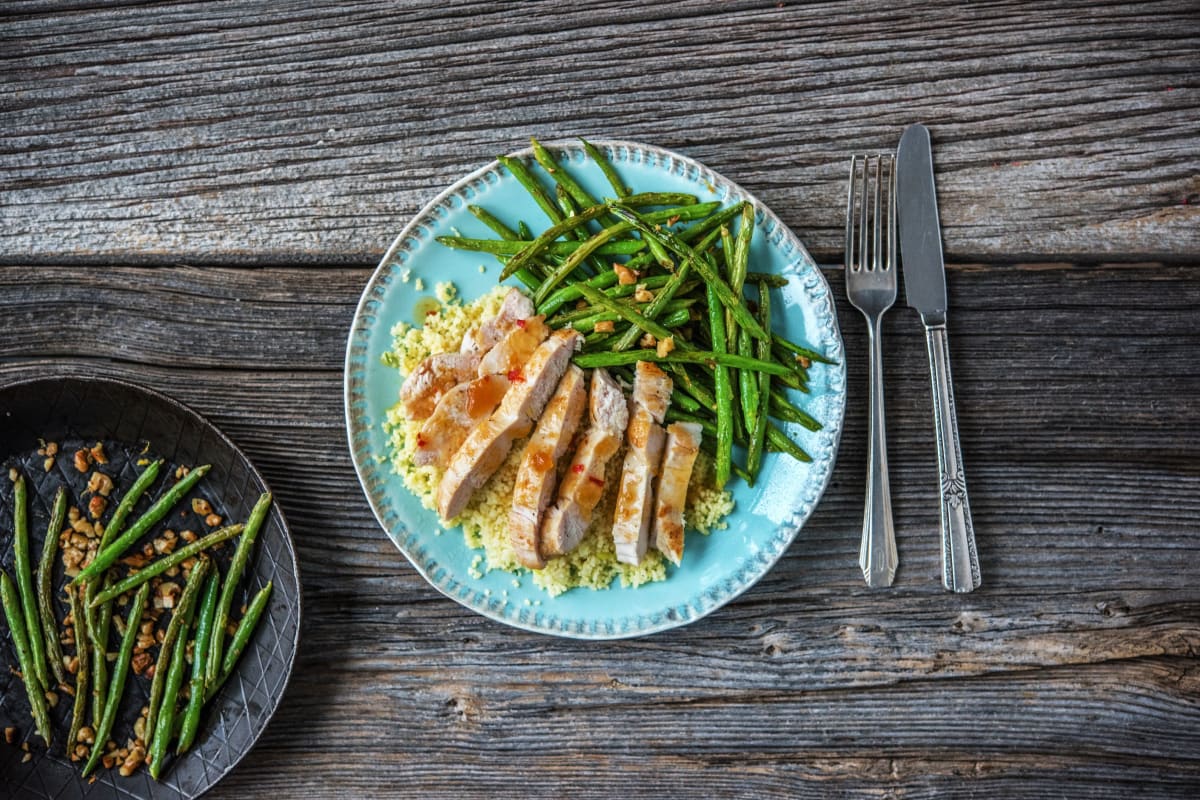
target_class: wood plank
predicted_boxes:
[1,260,1197,795]
[3,1,1198,264]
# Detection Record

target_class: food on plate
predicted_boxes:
[540,367,627,560]
[509,365,587,569]
[653,421,703,566]
[382,137,835,595]
[0,447,274,780]
[612,361,671,566]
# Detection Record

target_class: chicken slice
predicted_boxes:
[509,365,587,569]
[398,351,480,421]
[412,373,511,469]
[437,329,583,520]
[461,288,535,354]
[477,315,549,378]
[540,369,628,558]
[612,362,673,565]
[652,421,703,566]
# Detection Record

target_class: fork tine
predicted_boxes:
[872,155,883,272]
[857,155,868,273]
[844,155,858,271]
[887,155,897,271]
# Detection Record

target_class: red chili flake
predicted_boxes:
[572,464,585,474]
[425,308,437,316]
[587,476,604,487]
[416,435,427,448]
[507,368,525,383]
[515,318,526,329]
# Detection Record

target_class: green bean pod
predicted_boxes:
[148,595,197,779]
[747,281,774,479]
[177,572,220,754]
[219,581,273,679]
[90,523,243,607]
[90,594,113,730]
[208,493,271,687]
[82,582,150,777]
[73,464,211,585]
[66,583,90,756]
[580,137,629,198]
[96,459,163,552]
[1,569,53,746]
[37,486,68,685]
[437,237,646,257]
[146,556,211,753]
[12,474,50,692]
[497,153,565,228]
[574,348,793,377]
[705,281,734,487]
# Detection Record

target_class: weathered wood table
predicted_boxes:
[3,2,1199,797]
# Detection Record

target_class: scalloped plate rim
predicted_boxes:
[345,139,845,639]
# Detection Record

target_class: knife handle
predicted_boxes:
[923,324,981,592]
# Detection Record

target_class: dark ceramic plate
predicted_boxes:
[0,377,300,799]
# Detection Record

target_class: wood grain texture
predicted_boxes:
[3,1,1200,795]
[2,0,1199,264]
[0,261,1197,797]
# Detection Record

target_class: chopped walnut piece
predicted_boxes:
[73,744,88,761]
[613,263,638,285]
[656,336,676,358]
[639,332,657,348]
[43,457,54,472]
[634,284,654,303]
[4,727,15,744]
[158,582,182,610]
[204,513,223,527]
[175,465,190,479]
[593,320,615,333]
[87,472,115,497]
[71,518,95,536]
[180,530,198,544]
[88,496,107,519]
[191,498,213,516]
[73,449,91,473]
[89,443,108,464]
[119,744,146,777]
[45,691,58,709]
[130,652,153,676]
[8,467,17,482]
[798,355,812,369]
[45,441,58,456]
[78,726,95,744]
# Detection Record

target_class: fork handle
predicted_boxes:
[923,323,981,592]
[859,316,897,587]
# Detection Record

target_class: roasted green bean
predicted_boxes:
[90,524,244,607]
[83,582,150,777]
[1,569,52,746]
[37,486,68,685]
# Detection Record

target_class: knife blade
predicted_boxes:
[896,123,981,593]
[897,124,947,324]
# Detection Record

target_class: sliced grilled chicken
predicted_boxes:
[461,287,535,354]
[437,329,583,520]
[612,362,673,565]
[509,365,587,568]
[399,351,480,421]
[652,421,703,566]
[541,369,628,558]
[412,373,511,469]
[477,315,549,378]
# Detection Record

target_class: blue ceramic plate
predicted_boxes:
[345,140,845,639]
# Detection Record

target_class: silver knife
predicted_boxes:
[896,123,981,593]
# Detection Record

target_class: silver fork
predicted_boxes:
[845,154,898,588]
